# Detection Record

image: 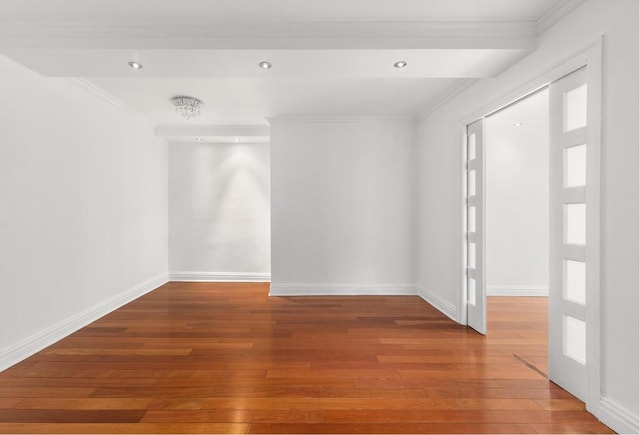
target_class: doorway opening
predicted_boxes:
[462,51,602,412]
[485,88,550,376]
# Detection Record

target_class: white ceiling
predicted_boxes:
[88,77,461,125]
[0,0,583,142]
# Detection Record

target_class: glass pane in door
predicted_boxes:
[564,315,587,364]
[564,259,586,304]
[468,207,476,232]
[467,278,476,305]
[468,170,477,197]
[565,203,586,245]
[467,242,476,269]
[468,133,477,160]
[564,84,587,132]
[565,144,587,187]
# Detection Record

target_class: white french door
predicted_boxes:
[460,44,601,411]
[548,67,591,402]
[466,119,486,335]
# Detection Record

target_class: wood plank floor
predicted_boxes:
[0,283,613,434]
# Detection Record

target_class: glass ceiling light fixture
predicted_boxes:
[171,96,202,120]
[394,60,408,68]
[128,61,143,69]
[258,61,272,69]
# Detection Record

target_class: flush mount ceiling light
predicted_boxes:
[258,61,272,69]
[195,137,204,142]
[234,137,240,142]
[513,122,523,127]
[128,61,143,70]
[394,61,408,68]
[171,96,201,120]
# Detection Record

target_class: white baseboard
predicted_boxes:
[417,286,457,321]
[486,285,549,297]
[270,284,459,325]
[268,283,417,296]
[598,397,639,434]
[169,271,271,282]
[0,272,169,372]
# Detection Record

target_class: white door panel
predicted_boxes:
[466,119,486,335]
[549,67,588,401]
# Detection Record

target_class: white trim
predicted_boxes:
[269,284,459,324]
[459,41,602,126]
[456,39,603,418]
[419,79,479,120]
[0,21,536,50]
[536,0,587,34]
[584,38,603,416]
[598,398,639,435]
[168,139,270,145]
[267,116,415,125]
[170,272,271,282]
[66,78,154,128]
[486,285,549,297]
[269,284,417,296]
[0,273,168,372]
[155,124,270,138]
[417,287,457,321]
[585,37,604,416]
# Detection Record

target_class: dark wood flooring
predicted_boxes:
[0,282,613,433]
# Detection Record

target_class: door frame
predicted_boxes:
[457,38,602,414]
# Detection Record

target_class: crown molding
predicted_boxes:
[168,139,270,145]
[418,78,479,121]
[155,124,269,138]
[267,115,416,125]
[536,0,587,34]
[67,78,154,129]
[0,21,536,50]
[156,124,270,145]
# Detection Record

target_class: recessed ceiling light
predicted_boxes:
[513,122,523,127]
[258,61,272,69]
[394,61,408,69]
[128,61,143,70]
[195,137,204,142]
[234,137,240,142]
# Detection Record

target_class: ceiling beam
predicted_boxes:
[0,21,536,50]
[156,124,270,144]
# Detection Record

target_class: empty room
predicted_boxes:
[0,0,637,433]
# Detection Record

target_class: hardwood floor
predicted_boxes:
[0,283,613,434]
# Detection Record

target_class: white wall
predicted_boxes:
[168,142,270,279]
[0,54,168,369]
[418,0,638,429]
[485,90,549,295]
[270,119,416,294]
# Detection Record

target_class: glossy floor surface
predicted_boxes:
[0,283,613,433]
